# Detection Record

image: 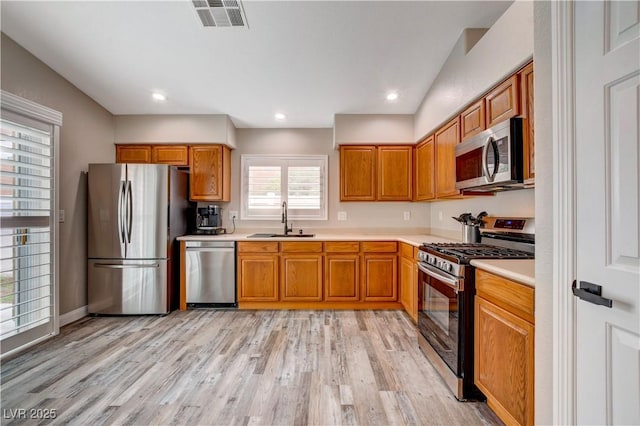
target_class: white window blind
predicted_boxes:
[1,91,60,358]
[241,155,327,220]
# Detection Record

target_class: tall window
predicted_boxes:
[241,155,328,220]
[1,91,61,358]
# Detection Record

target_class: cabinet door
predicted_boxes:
[151,145,188,166]
[519,62,535,183]
[399,255,416,321]
[377,145,412,201]
[238,255,278,301]
[413,136,435,201]
[325,254,360,301]
[486,75,520,128]
[281,254,323,301]
[475,297,534,426]
[460,99,486,140]
[189,145,231,202]
[116,145,151,163]
[435,117,461,198]
[362,254,397,301]
[340,145,376,201]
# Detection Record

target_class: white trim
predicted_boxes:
[59,306,88,327]
[1,90,63,126]
[551,1,576,425]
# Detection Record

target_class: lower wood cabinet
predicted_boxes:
[399,243,418,322]
[362,254,397,301]
[237,255,279,301]
[281,254,323,301]
[475,269,535,426]
[325,254,360,301]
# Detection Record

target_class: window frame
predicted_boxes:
[240,154,328,221]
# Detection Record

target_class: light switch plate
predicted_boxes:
[403,211,411,221]
[59,210,65,223]
[337,211,347,221]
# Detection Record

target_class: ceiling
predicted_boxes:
[1,1,512,128]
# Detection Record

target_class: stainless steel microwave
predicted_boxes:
[455,117,524,192]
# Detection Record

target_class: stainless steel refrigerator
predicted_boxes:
[87,164,189,314]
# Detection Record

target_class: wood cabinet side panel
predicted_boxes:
[435,117,461,198]
[519,62,535,182]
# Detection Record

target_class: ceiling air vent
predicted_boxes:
[192,0,248,28]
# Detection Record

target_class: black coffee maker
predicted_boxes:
[195,205,225,234]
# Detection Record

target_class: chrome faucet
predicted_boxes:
[281,201,292,235]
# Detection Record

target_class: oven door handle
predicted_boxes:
[417,262,460,292]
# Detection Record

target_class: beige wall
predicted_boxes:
[225,128,431,233]
[114,114,236,148]
[333,114,414,147]
[414,1,534,141]
[1,33,115,316]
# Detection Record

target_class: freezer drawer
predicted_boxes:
[88,259,168,314]
[185,241,236,306]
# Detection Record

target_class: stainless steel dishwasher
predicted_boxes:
[185,241,237,308]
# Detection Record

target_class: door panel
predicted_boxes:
[575,2,640,424]
[125,165,168,259]
[87,164,126,259]
[87,259,168,314]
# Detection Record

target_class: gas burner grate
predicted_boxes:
[421,243,534,260]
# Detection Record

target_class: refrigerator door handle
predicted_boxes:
[125,180,133,244]
[118,180,126,246]
[94,263,161,269]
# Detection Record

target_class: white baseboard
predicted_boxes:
[59,305,88,327]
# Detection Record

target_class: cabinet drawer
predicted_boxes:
[476,269,534,323]
[237,241,279,253]
[399,242,414,258]
[325,241,360,253]
[280,241,323,253]
[361,241,397,253]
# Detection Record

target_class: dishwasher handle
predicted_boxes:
[185,241,235,249]
[185,247,235,253]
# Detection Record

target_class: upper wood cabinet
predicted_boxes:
[377,145,413,201]
[460,99,486,141]
[189,145,231,202]
[435,117,461,198]
[116,145,151,163]
[151,145,188,166]
[519,62,535,183]
[340,145,412,201]
[485,75,520,128]
[413,136,435,201]
[340,145,377,201]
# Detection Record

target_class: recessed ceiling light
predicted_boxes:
[152,92,166,101]
[386,92,399,101]
[275,113,287,121]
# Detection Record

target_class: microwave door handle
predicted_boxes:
[482,137,492,181]
[489,138,500,179]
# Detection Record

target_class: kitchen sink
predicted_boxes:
[247,233,315,238]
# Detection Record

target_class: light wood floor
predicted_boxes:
[1,310,500,425]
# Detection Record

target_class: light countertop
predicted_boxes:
[469,259,535,288]
[177,232,456,247]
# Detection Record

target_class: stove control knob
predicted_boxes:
[432,257,438,265]
[446,264,454,273]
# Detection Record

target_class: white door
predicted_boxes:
[575,1,640,424]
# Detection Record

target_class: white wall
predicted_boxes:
[429,189,535,239]
[114,114,236,148]
[532,1,553,424]
[1,34,115,316]
[224,128,431,232]
[333,114,414,147]
[414,1,534,141]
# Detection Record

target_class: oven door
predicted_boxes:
[417,262,462,376]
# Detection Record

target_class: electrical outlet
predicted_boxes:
[58,210,65,223]
[403,211,411,221]
[229,210,238,220]
[337,211,347,221]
